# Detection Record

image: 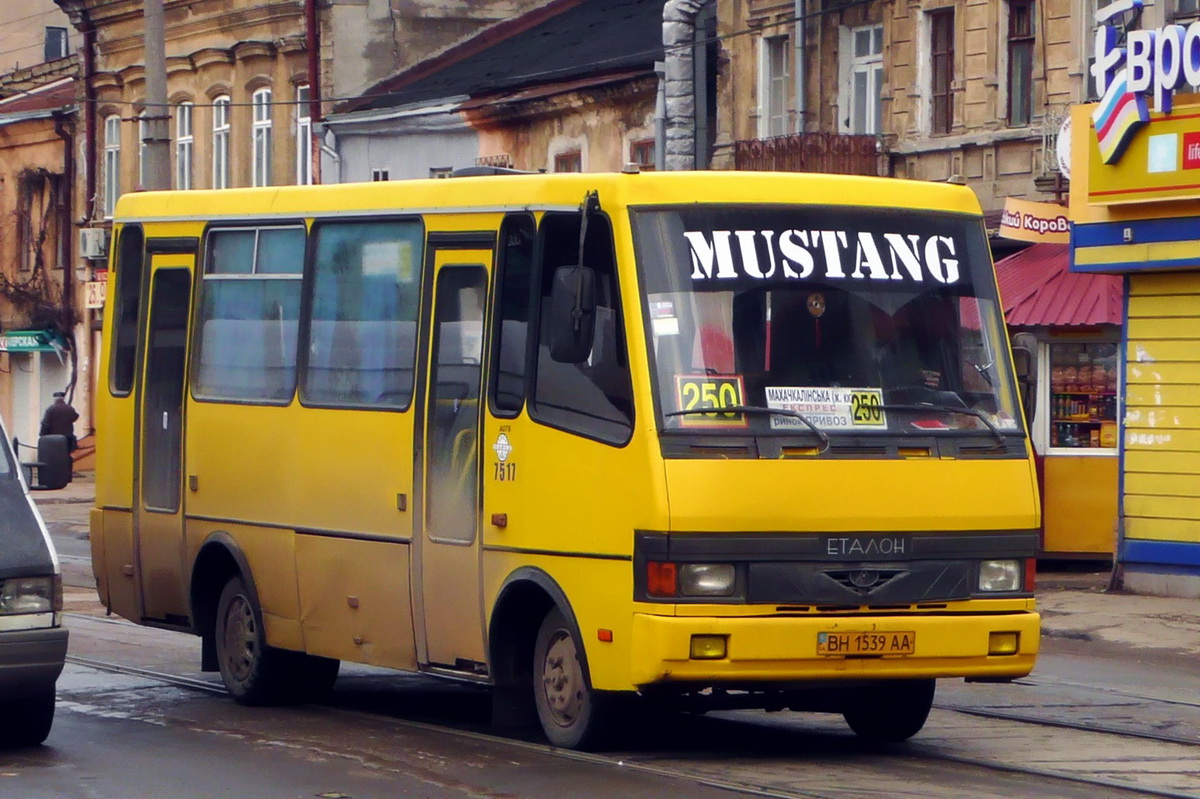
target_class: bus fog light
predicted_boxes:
[988,631,1019,655]
[679,564,735,596]
[690,634,727,659]
[978,560,1021,592]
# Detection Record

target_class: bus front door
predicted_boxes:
[134,253,194,623]
[415,249,491,671]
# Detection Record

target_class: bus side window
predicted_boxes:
[302,219,424,409]
[110,224,145,396]
[489,214,535,416]
[193,226,305,404]
[529,212,633,445]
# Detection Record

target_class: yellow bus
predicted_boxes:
[91,170,1040,749]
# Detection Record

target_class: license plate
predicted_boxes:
[817,631,915,656]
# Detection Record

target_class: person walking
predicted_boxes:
[40,391,79,451]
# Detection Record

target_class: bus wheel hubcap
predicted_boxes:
[223,595,256,682]
[542,630,583,727]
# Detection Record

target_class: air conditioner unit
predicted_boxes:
[78,228,110,260]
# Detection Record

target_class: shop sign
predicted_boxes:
[1088,0,1200,167]
[85,280,107,309]
[0,330,62,353]
[999,198,1070,243]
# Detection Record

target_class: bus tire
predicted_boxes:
[287,652,340,700]
[0,694,54,747]
[842,678,936,743]
[214,576,290,706]
[533,606,609,750]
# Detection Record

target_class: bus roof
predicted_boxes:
[112,171,983,222]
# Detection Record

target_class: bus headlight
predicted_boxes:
[679,564,736,597]
[0,576,58,614]
[978,560,1021,592]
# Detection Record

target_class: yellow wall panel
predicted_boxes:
[1128,295,1200,318]
[1042,456,1118,555]
[1125,494,1200,522]
[1126,385,1200,407]
[1125,450,1200,475]
[1123,405,1200,427]
[1126,317,1200,340]
[1125,472,1200,497]
[1125,340,1200,363]
[1129,272,1200,296]
[1126,361,1200,386]
[1124,515,1200,544]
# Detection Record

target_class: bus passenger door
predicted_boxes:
[414,247,492,671]
[134,253,194,623]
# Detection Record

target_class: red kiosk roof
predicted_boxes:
[994,243,1123,327]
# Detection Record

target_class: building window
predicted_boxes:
[371,168,390,181]
[760,35,791,138]
[1007,0,1035,126]
[295,84,312,185]
[212,96,231,189]
[430,166,453,178]
[930,10,955,135]
[1087,0,1116,100]
[844,25,883,134]
[104,115,121,218]
[1171,0,1199,21]
[252,88,273,187]
[554,150,582,173]
[630,139,656,170]
[175,102,194,190]
[44,27,68,62]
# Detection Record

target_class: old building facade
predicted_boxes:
[715,0,1094,215]
[0,1,82,451]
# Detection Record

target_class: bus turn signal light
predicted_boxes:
[647,561,677,597]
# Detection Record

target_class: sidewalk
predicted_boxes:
[34,473,1200,657]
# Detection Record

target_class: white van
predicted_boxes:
[0,413,68,747]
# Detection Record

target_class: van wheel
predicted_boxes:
[842,679,936,743]
[533,607,610,750]
[0,694,54,747]
[215,576,290,705]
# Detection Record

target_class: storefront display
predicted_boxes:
[1049,342,1119,450]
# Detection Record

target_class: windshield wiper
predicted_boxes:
[666,404,830,452]
[877,402,1007,446]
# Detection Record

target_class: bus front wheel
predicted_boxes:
[215,576,290,705]
[842,678,936,743]
[533,607,610,750]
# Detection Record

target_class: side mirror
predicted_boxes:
[1012,345,1036,426]
[548,265,596,363]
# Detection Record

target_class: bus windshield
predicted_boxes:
[631,204,1024,443]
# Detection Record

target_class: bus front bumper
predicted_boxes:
[629,611,1039,687]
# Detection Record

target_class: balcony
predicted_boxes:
[734,132,886,176]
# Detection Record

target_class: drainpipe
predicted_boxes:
[53,111,79,400]
[795,0,806,133]
[80,9,98,222]
[304,0,323,182]
[662,0,707,170]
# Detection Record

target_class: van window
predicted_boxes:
[530,212,633,444]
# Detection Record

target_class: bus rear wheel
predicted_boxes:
[215,576,291,705]
[533,607,609,750]
[842,679,936,743]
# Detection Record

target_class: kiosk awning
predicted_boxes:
[995,243,1123,327]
